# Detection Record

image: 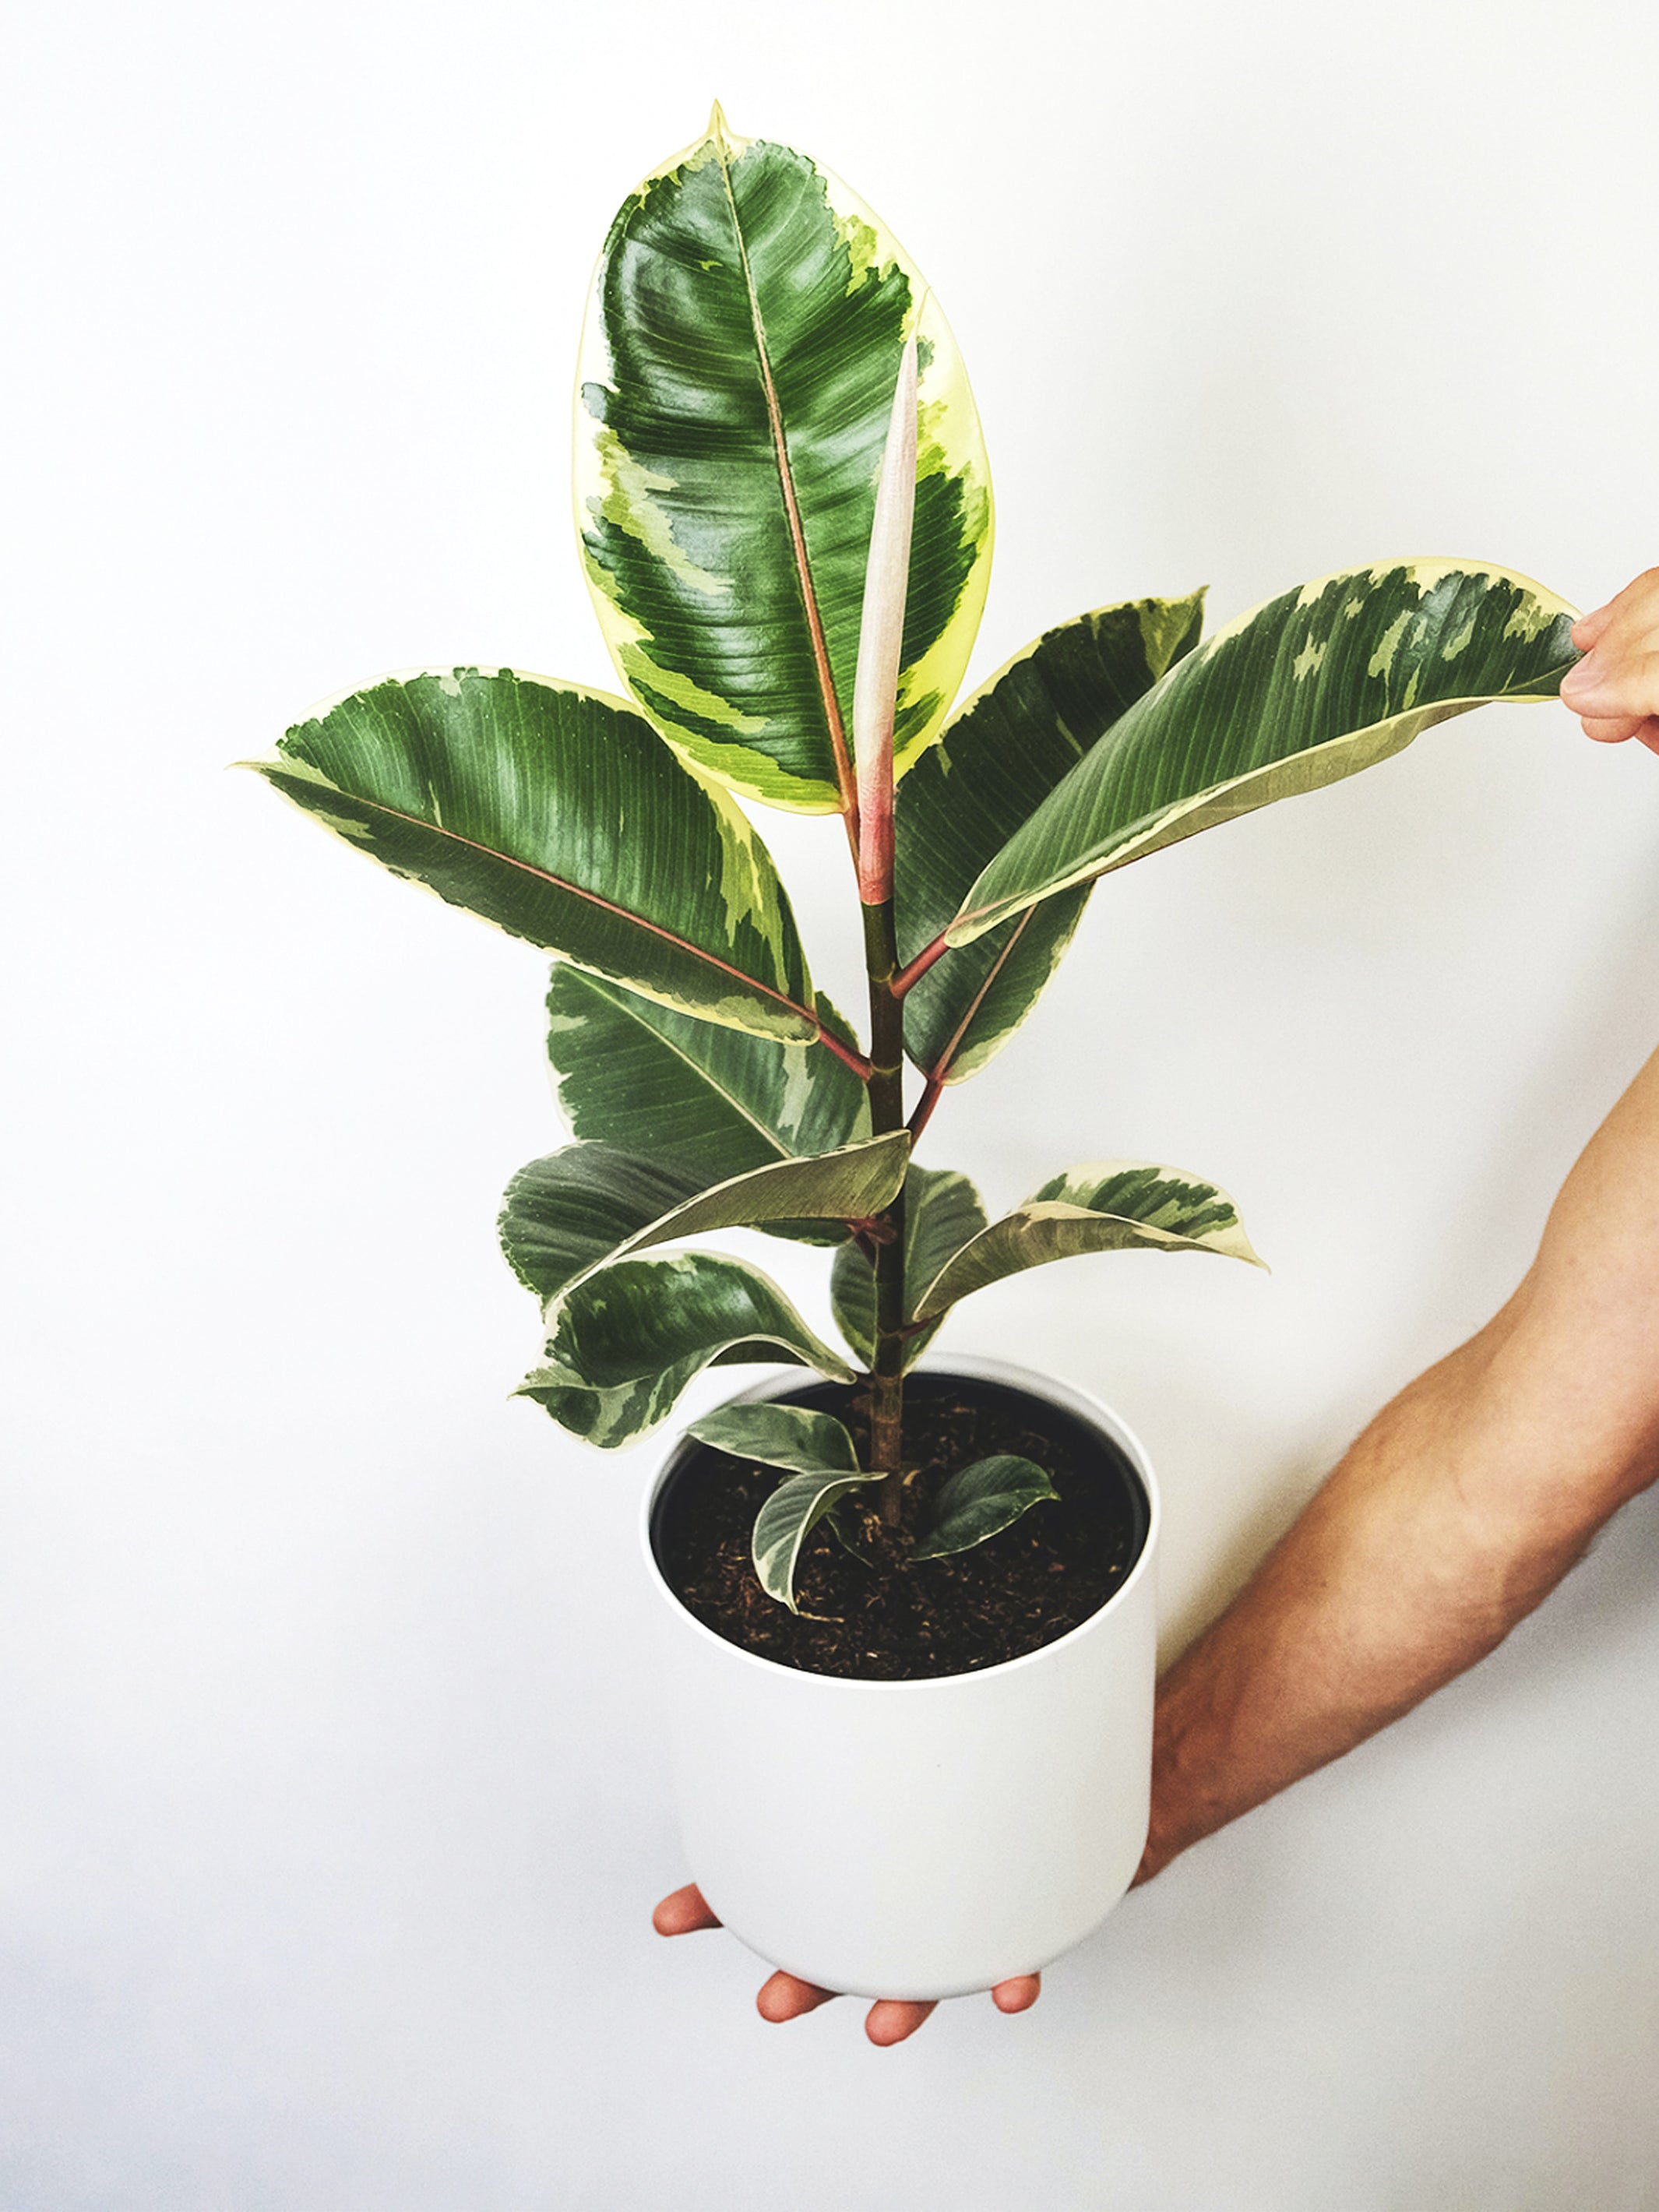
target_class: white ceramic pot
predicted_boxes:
[640,1354,1159,2000]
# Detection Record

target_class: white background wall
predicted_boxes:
[6,0,1659,2203]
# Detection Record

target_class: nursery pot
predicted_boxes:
[642,1355,1159,2001]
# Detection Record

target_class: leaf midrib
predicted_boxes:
[713,129,858,822]
[263,761,822,1036]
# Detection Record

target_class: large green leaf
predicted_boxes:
[499,1129,909,1303]
[914,1161,1263,1323]
[911,1456,1058,1561]
[251,667,820,1044]
[897,594,1204,1081]
[576,108,992,813]
[516,1252,855,1448]
[830,1164,988,1368]
[946,562,1580,945]
[543,967,868,1182]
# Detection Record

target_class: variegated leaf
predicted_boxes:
[911,1455,1058,1560]
[946,563,1580,945]
[252,669,822,1043]
[498,1130,909,1304]
[914,1161,1263,1323]
[897,594,1204,1081]
[751,1468,875,1611]
[576,108,992,812]
[516,1252,854,1448]
[688,1400,862,1477]
[543,967,869,1182]
[830,1164,988,1368]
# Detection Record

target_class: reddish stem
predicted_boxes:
[816,1027,874,1080]
[906,1073,945,1143]
[892,932,952,996]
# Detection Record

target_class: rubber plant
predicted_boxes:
[250,111,1580,1613]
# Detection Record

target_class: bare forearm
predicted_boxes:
[1141,1046,1659,1880]
[1140,1331,1591,1876]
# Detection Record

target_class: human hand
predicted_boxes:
[651,1883,1041,2045]
[1559,571,1659,754]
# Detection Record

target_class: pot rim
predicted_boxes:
[638,1351,1161,1692]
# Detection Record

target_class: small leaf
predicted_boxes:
[500,1129,909,1303]
[752,1469,875,1611]
[830,1164,988,1368]
[688,1401,862,1477]
[516,1252,854,1448]
[911,1456,1059,1560]
[914,1160,1263,1324]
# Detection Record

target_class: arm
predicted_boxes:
[1139,1041,1659,1880]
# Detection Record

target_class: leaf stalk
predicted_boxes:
[891,932,952,996]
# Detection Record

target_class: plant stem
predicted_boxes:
[907,1073,945,1143]
[862,897,907,1518]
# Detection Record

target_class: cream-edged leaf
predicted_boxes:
[689,1401,863,1478]
[516,1252,855,1449]
[576,114,992,812]
[830,1164,988,1368]
[914,1161,1263,1321]
[544,967,869,1180]
[948,562,1580,944]
[251,667,819,1042]
[751,1469,875,1611]
[500,1131,909,1304]
[911,1456,1058,1560]
[897,594,1204,1080]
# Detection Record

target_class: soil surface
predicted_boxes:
[651,1372,1148,1682]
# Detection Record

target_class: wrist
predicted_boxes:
[1136,1671,1235,1881]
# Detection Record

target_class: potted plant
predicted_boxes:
[247,109,1580,2000]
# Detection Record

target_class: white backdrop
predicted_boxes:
[6,0,1659,2203]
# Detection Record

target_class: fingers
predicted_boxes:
[1576,711,1651,745]
[1572,566,1659,650]
[757,1970,838,2023]
[1562,571,1659,738]
[657,1887,1037,2040]
[752,1984,939,2041]
[752,1976,1037,2039]
[865,1999,939,2044]
[1561,646,1659,725]
[653,1883,722,1936]
[861,1978,1036,2039]
[1572,602,1616,650]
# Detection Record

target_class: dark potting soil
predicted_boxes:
[650,1372,1148,1682]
